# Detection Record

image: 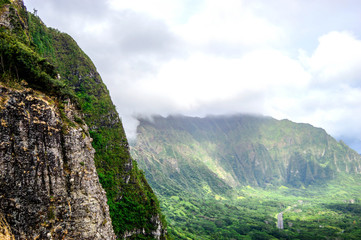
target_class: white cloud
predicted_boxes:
[23,0,361,151]
[107,0,185,23]
[118,48,312,132]
[176,0,285,49]
[295,86,361,140]
[305,31,361,84]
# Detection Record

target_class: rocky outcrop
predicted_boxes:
[123,214,166,240]
[0,0,27,31]
[0,0,169,237]
[0,85,116,239]
[0,5,12,29]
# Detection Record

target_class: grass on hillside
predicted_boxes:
[161,174,361,240]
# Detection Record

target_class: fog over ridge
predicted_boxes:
[24,0,361,152]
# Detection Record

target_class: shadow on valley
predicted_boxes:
[132,115,361,239]
[325,203,361,215]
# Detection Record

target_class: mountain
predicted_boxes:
[133,114,361,193]
[132,114,361,239]
[0,1,167,239]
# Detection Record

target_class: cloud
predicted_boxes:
[139,49,310,109]
[176,0,285,56]
[24,0,361,152]
[107,0,187,23]
[268,32,361,150]
[305,31,361,85]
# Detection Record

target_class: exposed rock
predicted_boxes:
[0,0,169,237]
[123,228,146,239]
[0,5,12,29]
[151,215,165,239]
[0,0,26,31]
[122,214,167,240]
[123,215,167,240]
[0,85,116,239]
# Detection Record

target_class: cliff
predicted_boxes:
[132,115,361,193]
[0,85,115,239]
[0,0,167,239]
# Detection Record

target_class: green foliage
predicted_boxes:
[1,3,168,238]
[0,0,11,7]
[25,10,168,238]
[158,175,361,239]
[27,13,55,61]
[0,2,30,43]
[0,31,75,100]
[133,115,361,239]
[133,115,361,192]
[95,159,167,235]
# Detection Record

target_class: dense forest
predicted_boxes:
[132,115,361,239]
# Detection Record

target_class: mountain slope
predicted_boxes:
[133,115,361,193]
[0,1,167,239]
[131,114,361,239]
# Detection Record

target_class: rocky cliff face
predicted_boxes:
[0,0,168,238]
[0,85,115,239]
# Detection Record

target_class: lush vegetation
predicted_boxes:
[132,115,361,239]
[134,115,361,192]
[0,31,75,98]
[27,13,167,238]
[0,2,56,94]
[157,174,361,240]
[1,2,167,238]
[0,0,11,8]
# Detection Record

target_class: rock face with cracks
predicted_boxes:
[0,85,116,239]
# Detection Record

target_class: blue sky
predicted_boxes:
[24,0,361,152]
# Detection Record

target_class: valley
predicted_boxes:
[131,114,361,239]
[2,1,360,239]
[158,175,361,239]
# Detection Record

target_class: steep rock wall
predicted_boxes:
[0,0,169,237]
[26,12,168,240]
[0,85,115,239]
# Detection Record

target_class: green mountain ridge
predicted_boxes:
[133,114,361,192]
[132,114,361,239]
